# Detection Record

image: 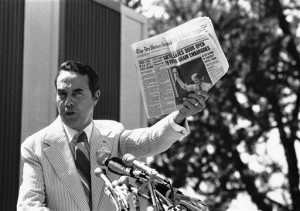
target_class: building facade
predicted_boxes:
[0,0,147,209]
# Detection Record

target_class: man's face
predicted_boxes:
[172,68,178,78]
[172,68,177,75]
[192,77,200,84]
[56,70,99,131]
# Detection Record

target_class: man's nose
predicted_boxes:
[65,96,75,107]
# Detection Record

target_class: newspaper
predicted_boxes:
[131,16,229,119]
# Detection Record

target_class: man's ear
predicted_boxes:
[93,90,101,106]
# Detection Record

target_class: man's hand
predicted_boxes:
[174,91,209,124]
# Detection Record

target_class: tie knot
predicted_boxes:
[76,131,87,144]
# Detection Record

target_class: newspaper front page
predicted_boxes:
[131,16,229,119]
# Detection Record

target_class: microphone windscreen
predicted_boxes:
[94,167,104,177]
[96,147,111,166]
[122,153,136,166]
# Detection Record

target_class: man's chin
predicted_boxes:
[61,116,79,129]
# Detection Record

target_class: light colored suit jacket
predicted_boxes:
[17,112,187,211]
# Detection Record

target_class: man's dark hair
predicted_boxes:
[54,61,100,96]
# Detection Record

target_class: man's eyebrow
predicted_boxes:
[73,88,84,92]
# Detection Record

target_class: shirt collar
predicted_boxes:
[62,121,93,144]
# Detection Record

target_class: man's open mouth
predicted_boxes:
[65,111,75,116]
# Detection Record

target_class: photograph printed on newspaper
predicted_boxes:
[131,16,229,119]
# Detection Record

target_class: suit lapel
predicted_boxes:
[43,117,90,211]
[90,124,112,210]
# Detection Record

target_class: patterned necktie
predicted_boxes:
[75,131,91,208]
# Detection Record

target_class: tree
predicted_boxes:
[131,0,300,210]
[119,0,142,11]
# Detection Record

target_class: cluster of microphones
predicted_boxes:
[94,147,209,211]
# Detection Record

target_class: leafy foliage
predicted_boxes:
[119,0,142,11]
[124,0,300,210]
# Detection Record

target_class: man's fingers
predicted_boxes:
[200,91,209,101]
[179,91,209,118]
[187,92,208,105]
[183,97,206,110]
[190,91,209,102]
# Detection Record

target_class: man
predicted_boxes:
[173,69,205,94]
[17,61,208,211]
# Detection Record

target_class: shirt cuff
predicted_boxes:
[169,111,189,135]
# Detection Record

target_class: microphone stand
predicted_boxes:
[95,168,130,211]
[134,176,172,211]
[172,192,209,211]
[130,188,140,211]
[133,176,209,211]
[115,186,131,211]
[148,178,160,211]
[154,190,172,207]
[104,186,121,211]
[104,184,130,211]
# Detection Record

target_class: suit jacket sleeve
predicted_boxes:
[119,111,188,158]
[17,136,48,210]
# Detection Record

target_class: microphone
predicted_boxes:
[94,167,114,190]
[156,184,208,211]
[122,153,169,184]
[112,176,129,188]
[96,148,147,179]
[96,147,111,166]
[153,182,207,211]
[94,167,129,210]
